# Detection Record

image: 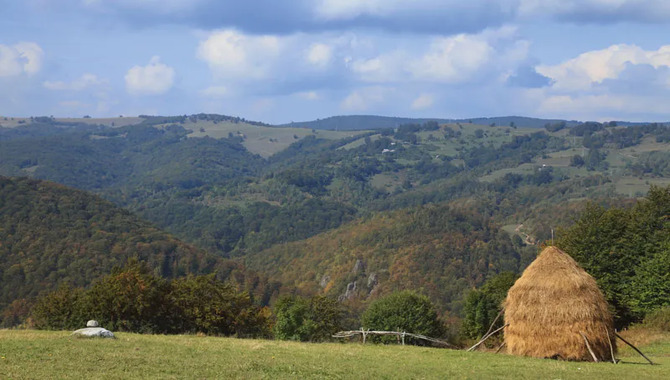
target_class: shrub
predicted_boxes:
[81,260,173,333]
[361,291,444,345]
[273,295,343,342]
[172,274,269,337]
[642,306,670,331]
[32,284,86,330]
[461,272,518,340]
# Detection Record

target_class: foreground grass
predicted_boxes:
[0,330,668,379]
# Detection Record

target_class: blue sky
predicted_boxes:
[2,0,670,124]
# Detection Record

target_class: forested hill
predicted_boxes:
[282,115,582,130]
[244,203,533,316]
[0,176,269,322]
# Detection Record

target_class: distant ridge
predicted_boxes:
[280,115,583,130]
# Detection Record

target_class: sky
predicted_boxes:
[2,0,670,124]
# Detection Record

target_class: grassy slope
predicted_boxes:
[0,330,667,379]
[176,119,363,158]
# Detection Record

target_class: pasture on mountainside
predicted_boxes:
[0,329,668,379]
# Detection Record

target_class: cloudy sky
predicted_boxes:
[2,0,670,123]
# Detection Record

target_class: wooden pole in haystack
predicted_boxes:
[605,327,617,364]
[579,332,599,362]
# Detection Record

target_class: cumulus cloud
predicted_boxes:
[44,73,107,91]
[341,86,390,111]
[125,56,175,95]
[349,27,527,84]
[537,44,670,91]
[0,42,43,77]
[200,85,229,98]
[197,29,282,80]
[297,91,320,100]
[411,34,493,83]
[411,93,434,110]
[522,43,670,120]
[306,43,333,67]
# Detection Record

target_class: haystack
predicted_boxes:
[503,246,616,361]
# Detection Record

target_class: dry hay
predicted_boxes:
[504,246,616,361]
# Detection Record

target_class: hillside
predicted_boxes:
[2,114,670,265]
[0,176,266,324]
[244,203,529,316]
[282,115,583,130]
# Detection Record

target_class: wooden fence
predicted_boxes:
[332,328,457,348]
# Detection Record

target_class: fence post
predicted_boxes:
[402,331,406,345]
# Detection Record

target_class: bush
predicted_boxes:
[82,260,173,333]
[31,260,269,337]
[461,272,518,340]
[361,291,444,345]
[642,306,670,331]
[172,274,269,337]
[32,285,86,330]
[273,295,343,342]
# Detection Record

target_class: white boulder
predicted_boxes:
[72,327,115,338]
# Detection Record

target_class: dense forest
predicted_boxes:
[0,177,276,327]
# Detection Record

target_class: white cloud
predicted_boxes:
[44,73,107,91]
[125,56,175,95]
[537,44,670,91]
[410,34,493,83]
[197,29,282,80]
[348,27,525,84]
[306,43,333,67]
[0,42,43,77]
[350,52,407,83]
[341,86,389,111]
[297,91,320,100]
[411,94,434,110]
[200,85,229,98]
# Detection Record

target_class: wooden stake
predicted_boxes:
[495,341,506,354]
[467,324,508,352]
[615,332,654,365]
[579,332,598,362]
[482,309,503,338]
[605,327,616,364]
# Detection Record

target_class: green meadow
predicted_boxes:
[1,330,667,379]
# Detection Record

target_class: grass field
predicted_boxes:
[177,120,364,158]
[0,330,667,379]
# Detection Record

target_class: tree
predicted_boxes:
[81,260,173,333]
[361,291,444,344]
[570,155,585,167]
[461,272,518,339]
[31,285,86,330]
[557,185,670,327]
[273,295,343,342]
[171,274,267,337]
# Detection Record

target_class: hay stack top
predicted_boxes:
[503,246,615,361]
